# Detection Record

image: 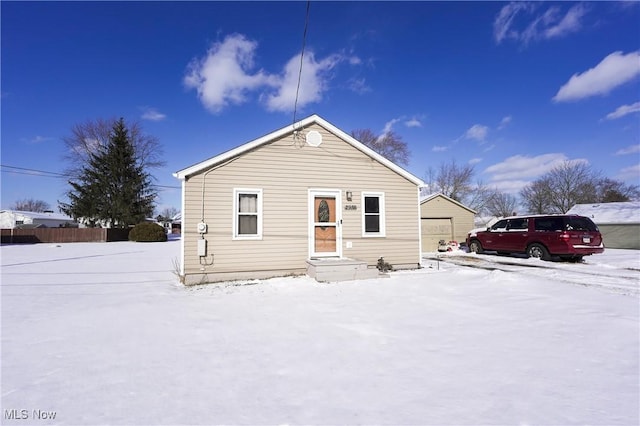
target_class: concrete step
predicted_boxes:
[306,258,381,282]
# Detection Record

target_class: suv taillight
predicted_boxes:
[559,232,571,241]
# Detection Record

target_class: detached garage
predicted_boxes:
[420,193,476,252]
[567,201,640,249]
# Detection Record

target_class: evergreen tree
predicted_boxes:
[60,118,156,227]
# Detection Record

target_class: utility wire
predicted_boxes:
[292,0,311,127]
[0,164,180,189]
[1,164,68,177]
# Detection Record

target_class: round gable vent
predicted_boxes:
[306,130,322,147]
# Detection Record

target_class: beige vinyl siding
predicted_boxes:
[420,195,475,252]
[183,123,420,279]
[597,224,640,249]
[421,218,453,252]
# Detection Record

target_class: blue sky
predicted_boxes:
[2,1,639,213]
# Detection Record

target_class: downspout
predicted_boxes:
[417,187,423,267]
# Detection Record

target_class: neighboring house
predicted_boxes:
[171,212,182,235]
[173,114,424,284]
[0,210,76,229]
[419,193,477,252]
[567,201,640,249]
[474,215,500,229]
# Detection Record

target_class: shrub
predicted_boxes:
[129,222,167,242]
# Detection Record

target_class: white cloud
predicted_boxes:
[381,118,402,136]
[469,158,483,165]
[184,34,275,113]
[491,179,533,195]
[553,51,640,102]
[432,145,448,152]
[484,154,591,194]
[493,2,535,44]
[605,102,640,120]
[494,2,587,45]
[404,118,422,128]
[264,51,343,113]
[348,56,362,66]
[140,107,166,121]
[615,164,640,182]
[484,153,586,181]
[497,116,512,130]
[26,135,52,144]
[347,78,371,94]
[184,33,348,114]
[465,124,489,142]
[615,144,640,156]
[542,3,587,40]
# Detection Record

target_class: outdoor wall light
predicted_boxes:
[346,191,353,201]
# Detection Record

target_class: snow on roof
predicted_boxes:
[419,192,477,214]
[1,210,74,221]
[567,202,640,224]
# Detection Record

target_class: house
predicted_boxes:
[567,201,640,249]
[171,212,181,235]
[419,193,477,252]
[173,114,424,284]
[0,210,76,229]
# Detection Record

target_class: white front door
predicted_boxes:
[309,190,342,258]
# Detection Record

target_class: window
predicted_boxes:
[362,192,385,237]
[566,217,598,231]
[534,217,563,232]
[507,218,528,230]
[490,219,508,231]
[233,189,262,239]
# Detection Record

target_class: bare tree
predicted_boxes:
[63,117,165,178]
[424,160,494,213]
[486,191,518,217]
[547,161,598,213]
[520,161,604,214]
[157,206,179,221]
[435,160,474,201]
[351,129,410,166]
[596,178,640,202]
[12,198,51,212]
[520,178,553,214]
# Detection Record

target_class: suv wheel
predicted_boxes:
[527,243,550,260]
[469,240,483,254]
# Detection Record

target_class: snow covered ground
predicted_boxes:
[1,239,638,425]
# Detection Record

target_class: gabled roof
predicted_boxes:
[420,192,477,214]
[567,201,640,224]
[173,114,424,186]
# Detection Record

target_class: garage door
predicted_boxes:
[421,218,453,252]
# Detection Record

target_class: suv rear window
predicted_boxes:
[566,217,598,231]
[534,217,564,231]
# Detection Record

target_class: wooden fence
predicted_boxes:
[1,228,130,244]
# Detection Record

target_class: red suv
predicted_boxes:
[466,215,604,261]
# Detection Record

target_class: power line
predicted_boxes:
[0,164,68,177]
[0,164,180,189]
[292,0,311,126]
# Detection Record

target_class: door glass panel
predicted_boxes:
[315,226,336,252]
[314,196,336,253]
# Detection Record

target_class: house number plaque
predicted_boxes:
[344,205,357,211]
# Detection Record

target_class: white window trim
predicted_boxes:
[233,188,263,240]
[361,192,386,238]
